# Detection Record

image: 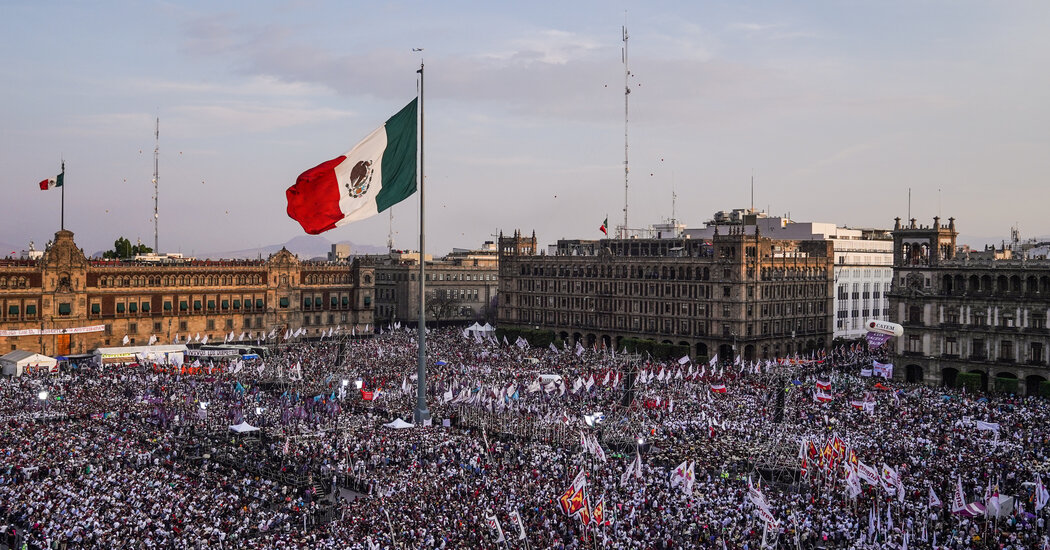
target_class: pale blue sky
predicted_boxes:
[2,1,1048,256]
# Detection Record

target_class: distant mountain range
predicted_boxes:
[200,235,388,260]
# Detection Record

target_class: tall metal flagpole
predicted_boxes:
[414,54,431,424]
[621,18,630,238]
[60,161,65,230]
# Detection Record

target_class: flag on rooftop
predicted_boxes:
[39,165,64,190]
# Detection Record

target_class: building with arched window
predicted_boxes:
[0,230,374,357]
[888,217,1050,395]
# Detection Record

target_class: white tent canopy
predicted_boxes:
[465,322,495,335]
[228,422,260,433]
[1,350,58,377]
[383,418,414,429]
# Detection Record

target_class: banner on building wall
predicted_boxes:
[0,325,106,337]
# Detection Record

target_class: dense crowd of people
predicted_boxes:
[0,326,1048,549]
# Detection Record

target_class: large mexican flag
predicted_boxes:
[286,98,417,235]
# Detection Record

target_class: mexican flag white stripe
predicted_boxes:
[287,99,417,234]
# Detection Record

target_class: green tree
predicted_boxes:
[103,237,152,259]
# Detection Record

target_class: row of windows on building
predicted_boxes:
[2,300,40,320]
[301,294,364,310]
[0,276,30,289]
[938,273,1050,295]
[92,271,361,289]
[87,296,269,317]
[302,273,357,285]
[435,288,482,301]
[837,317,886,330]
[378,271,495,282]
[512,263,828,282]
[511,294,827,318]
[836,256,893,266]
[904,335,1046,364]
[509,309,825,337]
[511,279,826,300]
[837,282,892,299]
[904,306,1048,329]
[837,308,891,319]
[97,273,266,288]
[836,268,894,278]
[303,313,350,326]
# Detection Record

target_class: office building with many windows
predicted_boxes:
[888,217,1050,394]
[498,227,834,362]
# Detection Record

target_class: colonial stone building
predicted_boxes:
[373,245,499,327]
[683,209,894,340]
[497,229,834,362]
[0,230,374,357]
[888,217,1050,394]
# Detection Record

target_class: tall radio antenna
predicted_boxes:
[153,117,160,253]
[621,14,631,239]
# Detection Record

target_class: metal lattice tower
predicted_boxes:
[153,117,159,253]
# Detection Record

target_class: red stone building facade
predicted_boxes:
[0,230,374,356]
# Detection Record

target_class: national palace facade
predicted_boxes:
[497,229,835,362]
[888,217,1050,395]
[0,230,374,357]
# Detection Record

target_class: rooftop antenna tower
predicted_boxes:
[750,171,754,213]
[152,117,159,253]
[621,14,631,238]
[671,181,677,225]
[387,209,394,253]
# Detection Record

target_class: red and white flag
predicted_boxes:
[39,165,64,190]
[710,384,727,394]
[286,99,418,234]
[484,513,506,543]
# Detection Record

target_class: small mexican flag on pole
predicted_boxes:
[599,217,608,235]
[39,165,64,190]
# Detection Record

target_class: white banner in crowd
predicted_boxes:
[872,361,894,379]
